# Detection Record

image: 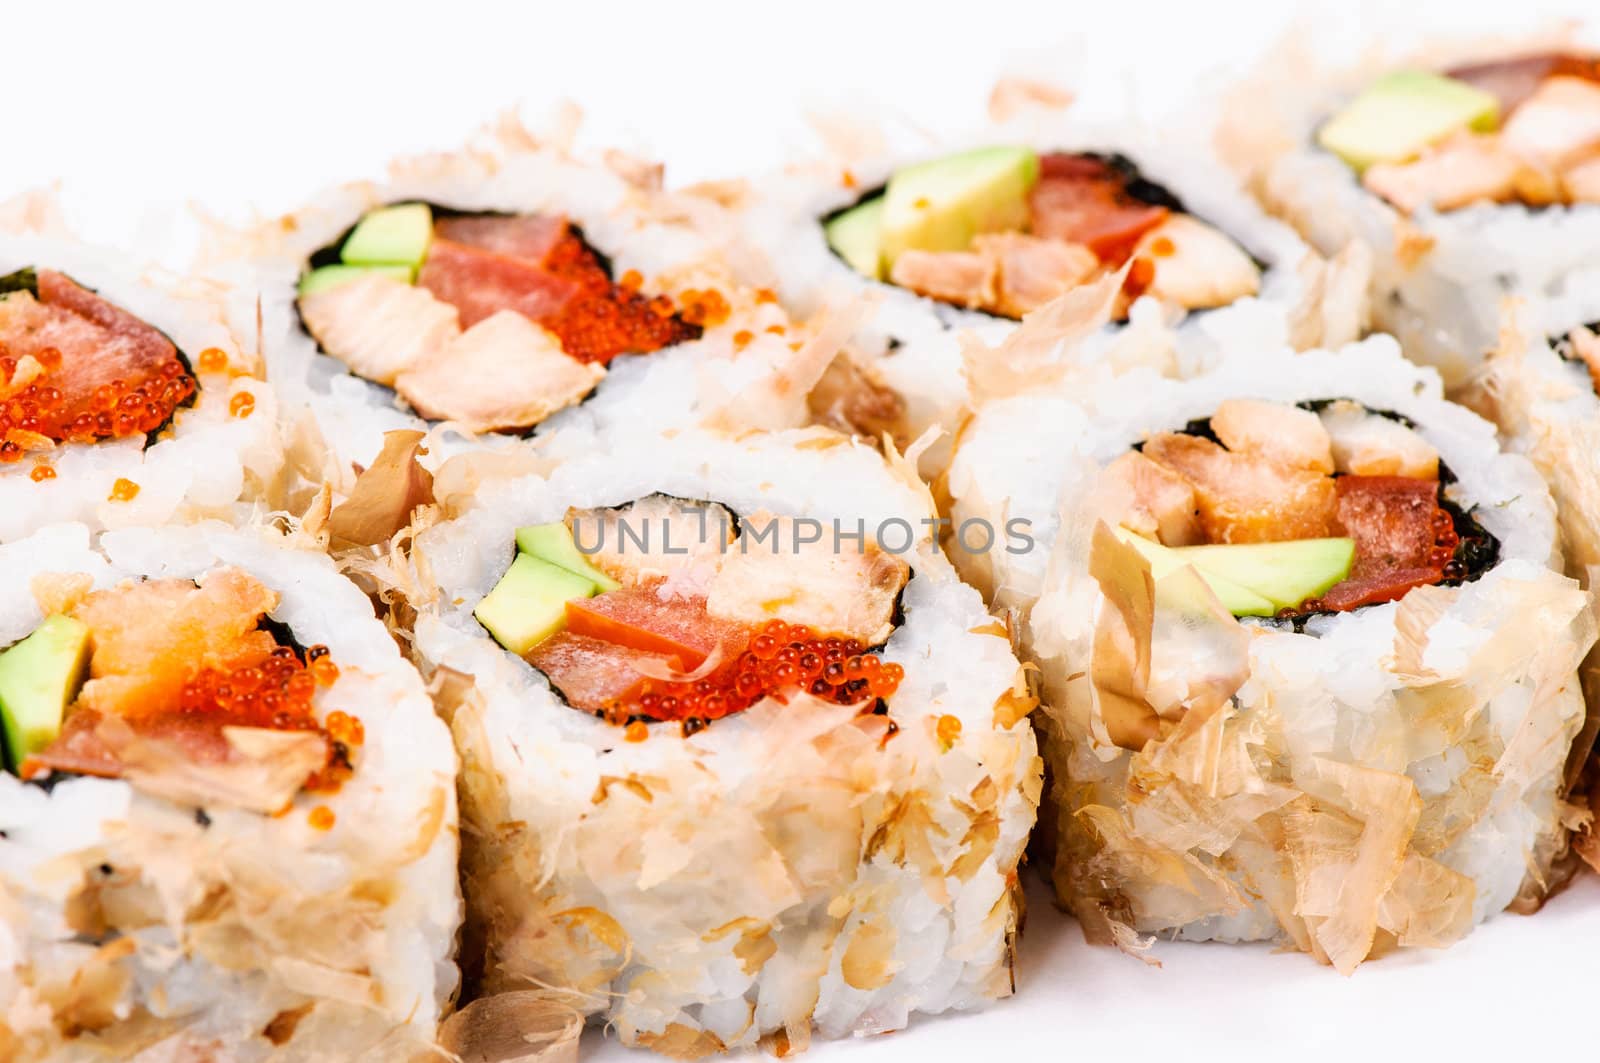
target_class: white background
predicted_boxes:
[10,0,1599,1057]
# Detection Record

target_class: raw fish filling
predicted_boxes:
[11,571,359,808]
[1111,398,1493,618]
[825,149,1261,319]
[1322,53,1600,212]
[0,268,196,462]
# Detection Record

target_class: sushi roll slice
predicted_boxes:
[731,86,1368,470]
[236,116,835,472]
[0,522,459,1058]
[949,332,1594,971]
[0,215,282,543]
[400,428,1039,1053]
[1475,305,1600,876]
[1234,34,1600,385]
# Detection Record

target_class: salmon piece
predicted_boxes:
[526,631,663,712]
[1028,155,1169,262]
[418,238,581,329]
[1501,76,1600,172]
[566,585,752,668]
[1316,401,1439,479]
[1100,450,1201,546]
[705,515,909,644]
[1210,399,1333,474]
[1141,432,1338,544]
[1362,134,1525,213]
[70,569,280,722]
[394,310,603,434]
[974,232,1100,316]
[1321,475,1456,611]
[888,249,996,309]
[434,214,567,264]
[1133,215,1260,310]
[299,273,460,386]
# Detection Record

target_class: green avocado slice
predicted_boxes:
[1175,538,1356,612]
[1115,530,1277,617]
[0,615,91,772]
[475,554,599,656]
[516,523,621,592]
[824,197,886,279]
[1318,71,1500,172]
[879,146,1040,269]
[340,203,434,268]
[298,263,414,298]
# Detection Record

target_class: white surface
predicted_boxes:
[8,1,1598,1058]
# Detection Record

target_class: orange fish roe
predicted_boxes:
[732,329,754,351]
[538,230,701,363]
[0,355,194,448]
[613,619,903,724]
[196,347,229,374]
[29,464,55,482]
[177,643,357,791]
[1122,256,1156,301]
[754,288,778,305]
[676,288,731,329]
[936,714,962,750]
[617,269,644,292]
[108,477,140,502]
[624,720,649,743]
[308,806,336,830]
[228,391,255,418]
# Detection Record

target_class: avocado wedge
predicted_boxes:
[1116,530,1277,617]
[0,615,91,772]
[1319,71,1500,172]
[879,146,1040,268]
[298,263,414,298]
[516,523,621,592]
[340,203,434,269]
[475,554,599,656]
[824,197,886,279]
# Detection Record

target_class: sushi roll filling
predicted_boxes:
[1319,52,1600,213]
[4,570,360,809]
[474,495,910,728]
[823,149,1262,319]
[1116,397,1498,621]
[0,267,198,463]
[297,204,709,434]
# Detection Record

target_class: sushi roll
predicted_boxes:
[1474,304,1600,876]
[1234,33,1600,385]
[235,116,836,472]
[400,428,1039,1052]
[949,332,1594,971]
[731,85,1369,470]
[0,522,459,1058]
[0,214,282,543]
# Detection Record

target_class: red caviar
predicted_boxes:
[308,806,336,830]
[732,329,754,351]
[177,642,360,791]
[0,350,194,447]
[196,347,229,374]
[539,232,700,363]
[611,619,902,724]
[29,464,55,482]
[228,392,255,418]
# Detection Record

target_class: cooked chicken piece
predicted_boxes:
[972,232,1100,316]
[1099,450,1202,547]
[889,249,997,309]
[1362,134,1524,213]
[705,513,910,644]
[1501,75,1600,172]
[1210,399,1334,474]
[299,275,460,385]
[1142,433,1337,544]
[1563,154,1600,203]
[1316,400,1440,479]
[1567,326,1600,393]
[394,310,602,434]
[574,497,738,588]
[1132,215,1260,311]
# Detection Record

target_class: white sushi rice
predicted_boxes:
[730,99,1365,473]
[0,231,283,543]
[406,428,1039,1053]
[0,522,459,1061]
[952,337,1592,971]
[1236,31,1600,388]
[228,117,815,475]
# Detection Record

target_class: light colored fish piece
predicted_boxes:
[1317,400,1439,479]
[1562,154,1600,202]
[572,497,737,590]
[1211,398,1334,474]
[394,310,602,434]
[1099,450,1202,547]
[299,275,460,385]
[888,248,996,309]
[1134,215,1260,310]
[1142,432,1337,544]
[1502,75,1600,171]
[973,232,1100,317]
[1363,134,1524,213]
